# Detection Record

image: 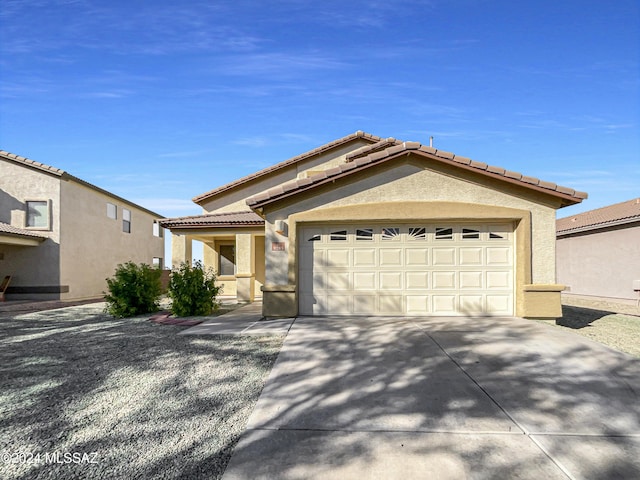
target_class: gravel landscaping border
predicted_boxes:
[547,305,640,358]
[0,303,283,480]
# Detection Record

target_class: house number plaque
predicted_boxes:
[271,242,286,251]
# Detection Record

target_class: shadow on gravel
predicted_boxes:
[0,307,283,480]
[556,305,614,329]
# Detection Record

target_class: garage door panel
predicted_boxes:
[299,223,513,316]
[459,247,483,265]
[379,248,402,266]
[433,271,456,289]
[379,271,403,290]
[433,248,456,265]
[379,295,403,314]
[354,248,376,266]
[406,248,429,265]
[327,249,350,267]
[460,271,483,289]
[353,272,376,290]
[406,271,428,289]
[486,247,512,265]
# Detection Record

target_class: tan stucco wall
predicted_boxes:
[261,157,563,317]
[557,223,640,301]
[59,179,165,300]
[198,139,373,214]
[0,160,61,298]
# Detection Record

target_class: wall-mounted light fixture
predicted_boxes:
[275,219,287,236]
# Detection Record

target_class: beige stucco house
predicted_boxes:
[0,150,165,301]
[162,131,586,318]
[557,198,640,314]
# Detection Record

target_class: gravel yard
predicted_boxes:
[0,303,283,480]
[550,305,640,358]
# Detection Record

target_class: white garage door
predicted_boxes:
[299,223,514,316]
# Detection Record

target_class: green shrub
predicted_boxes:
[169,261,222,317]
[104,262,162,318]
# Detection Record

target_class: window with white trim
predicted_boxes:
[123,209,131,233]
[153,221,163,237]
[107,203,117,219]
[435,227,453,240]
[26,200,50,229]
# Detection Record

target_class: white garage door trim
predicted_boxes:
[298,223,514,316]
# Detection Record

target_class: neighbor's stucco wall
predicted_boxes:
[264,161,558,287]
[0,160,61,297]
[59,179,165,300]
[198,139,373,214]
[557,223,640,301]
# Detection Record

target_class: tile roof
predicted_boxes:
[0,222,48,240]
[192,131,384,204]
[159,211,264,229]
[246,141,588,209]
[557,198,640,235]
[0,150,65,176]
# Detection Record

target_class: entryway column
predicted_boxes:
[235,233,255,302]
[171,233,192,268]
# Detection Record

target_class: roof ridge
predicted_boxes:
[192,131,384,204]
[247,141,587,208]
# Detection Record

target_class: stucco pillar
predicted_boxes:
[202,240,217,272]
[171,233,192,268]
[235,233,255,302]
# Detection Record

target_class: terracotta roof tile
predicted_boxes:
[246,141,588,208]
[0,222,47,239]
[557,198,640,235]
[159,211,264,229]
[345,138,401,161]
[0,150,65,176]
[192,131,384,204]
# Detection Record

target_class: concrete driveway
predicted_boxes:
[222,315,640,479]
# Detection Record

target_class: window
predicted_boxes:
[307,234,321,242]
[435,227,453,240]
[107,203,117,219]
[219,244,236,276]
[408,227,426,240]
[153,221,163,237]
[356,228,373,241]
[489,232,505,239]
[152,257,163,268]
[382,227,400,240]
[462,228,480,239]
[26,200,49,229]
[330,230,347,241]
[123,209,131,233]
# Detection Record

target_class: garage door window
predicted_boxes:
[330,230,347,241]
[408,227,426,240]
[382,227,400,240]
[435,227,453,240]
[356,228,373,241]
[462,228,480,239]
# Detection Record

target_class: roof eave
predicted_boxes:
[557,217,640,237]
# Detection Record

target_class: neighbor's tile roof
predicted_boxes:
[246,141,588,208]
[0,222,47,239]
[557,198,640,235]
[0,150,65,176]
[192,131,384,204]
[159,211,264,229]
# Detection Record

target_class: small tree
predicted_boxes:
[104,262,162,318]
[169,261,222,317]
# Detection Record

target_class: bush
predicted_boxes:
[169,261,222,317]
[104,262,163,318]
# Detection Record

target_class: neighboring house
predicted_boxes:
[557,198,640,314]
[161,131,586,319]
[0,150,165,301]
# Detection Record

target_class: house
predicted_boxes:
[161,131,586,318]
[557,198,640,314]
[0,150,165,301]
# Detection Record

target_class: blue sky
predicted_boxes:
[1,0,638,227]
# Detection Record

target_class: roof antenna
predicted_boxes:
[429,136,434,148]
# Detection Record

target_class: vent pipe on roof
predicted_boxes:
[429,136,434,148]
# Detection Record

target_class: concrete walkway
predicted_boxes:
[178,302,295,336]
[222,315,640,479]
